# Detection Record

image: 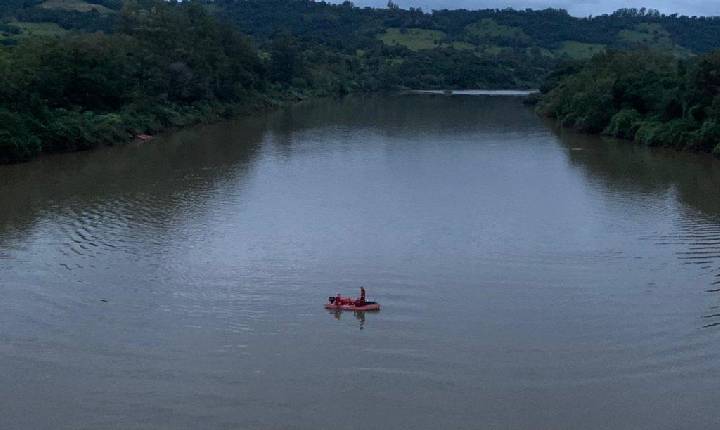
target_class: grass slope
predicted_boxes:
[555,41,606,59]
[464,18,529,43]
[378,28,446,51]
[0,22,67,42]
[618,23,691,57]
[39,0,114,14]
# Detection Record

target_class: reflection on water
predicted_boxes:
[327,309,376,330]
[2,95,720,429]
[0,116,266,257]
[550,125,720,329]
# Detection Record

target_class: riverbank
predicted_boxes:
[1,88,537,166]
[534,50,720,158]
[1,94,291,165]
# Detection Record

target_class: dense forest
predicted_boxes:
[6,1,720,90]
[0,0,274,164]
[3,0,720,163]
[536,50,720,156]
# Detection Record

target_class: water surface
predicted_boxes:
[2,94,720,429]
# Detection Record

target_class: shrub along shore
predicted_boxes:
[535,50,720,156]
[0,98,282,164]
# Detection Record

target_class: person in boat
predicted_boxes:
[354,287,366,307]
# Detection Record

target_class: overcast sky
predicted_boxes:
[344,0,720,17]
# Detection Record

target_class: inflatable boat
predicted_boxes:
[324,302,380,311]
[325,294,380,311]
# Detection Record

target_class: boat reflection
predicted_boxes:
[327,308,379,330]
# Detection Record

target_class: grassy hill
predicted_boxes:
[464,18,531,45]
[2,0,720,86]
[39,0,115,14]
[207,1,720,72]
[555,41,606,59]
[1,0,118,43]
[375,21,609,60]
[0,21,67,42]
[378,28,447,51]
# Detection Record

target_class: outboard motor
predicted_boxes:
[328,296,336,304]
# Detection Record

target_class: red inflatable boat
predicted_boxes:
[324,302,381,311]
[325,293,380,311]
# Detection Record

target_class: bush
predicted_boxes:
[92,113,130,146]
[560,113,577,128]
[656,119,697,149]
[687,120,720,152]
[635,119,696,148]
[38,110,135,152]
[605,108,642,139]
[634,120,663,147]
[41,110,95,152]
[0,110,41,163]
[541,73,615,133]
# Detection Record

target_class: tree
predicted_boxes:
[269,34,303,84]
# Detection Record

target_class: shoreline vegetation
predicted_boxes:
[534,50,720,157]
[4,0,720,164]
[0,2,253,164]
[0,1,340,165]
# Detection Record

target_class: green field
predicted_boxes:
[378,28,447,51]
[39,0,114,14]
[374,18,692,61]
[378,28,479,51]
[619,23,672,45]
[0,22,68,42]
[479,45,508,55]
[449,41,475,50]
[464,18,529,43]
[555,41,606,59]
[617,23,691,57]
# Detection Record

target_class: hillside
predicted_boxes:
[3,1,720,89]
[214,1,719,57]
[0,0,119,38]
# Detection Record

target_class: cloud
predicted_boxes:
[344,0,720,17]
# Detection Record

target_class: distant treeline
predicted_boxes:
[191,1,720,91]
[213,1,720,53]
[536,50,720,155]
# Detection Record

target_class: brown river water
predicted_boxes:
[2,94,720,429]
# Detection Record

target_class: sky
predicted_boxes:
[343,0,720,17]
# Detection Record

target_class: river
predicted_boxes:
[2,94,720,429]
